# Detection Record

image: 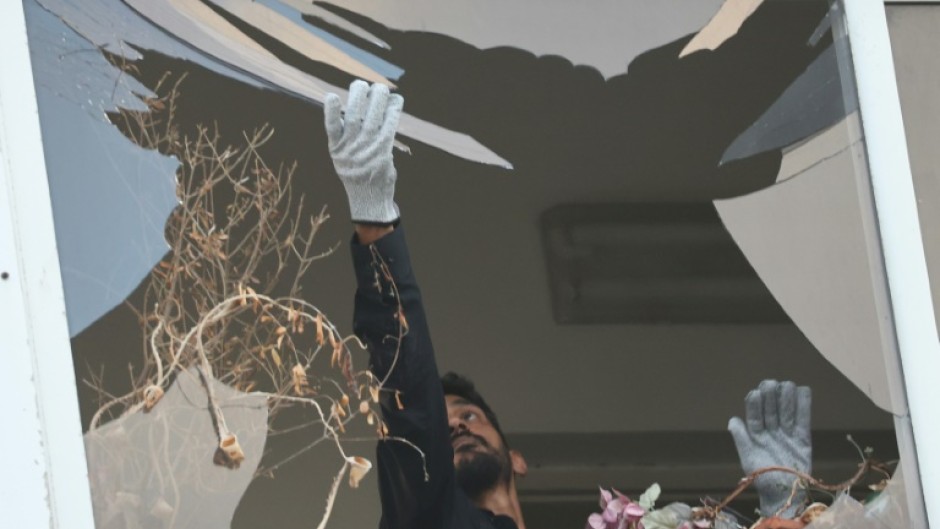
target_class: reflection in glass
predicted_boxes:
[85,369,268,529]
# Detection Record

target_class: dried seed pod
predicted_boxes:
[215,433,245,469]
[142,385,165,412]
[800,504,828,525]
[359,400,370,415]
[246,286,260,312]
[346,456,372,488]
[395,391,404,410]
[291,363,308,395]
[315,313,324,345]
[331,339,343,368]
[333,401,347,418]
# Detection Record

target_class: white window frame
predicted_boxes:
[843,1,939,528]
[0,0,97,527]
[0,0,934,527]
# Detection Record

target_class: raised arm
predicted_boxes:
[324,80,458,529]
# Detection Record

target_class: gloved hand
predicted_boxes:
[728,380,812,519]
[323,80,404,224]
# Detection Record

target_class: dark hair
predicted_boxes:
[441,372,506,444]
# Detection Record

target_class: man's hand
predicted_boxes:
[324,80,404,224]
[728,380,812,519]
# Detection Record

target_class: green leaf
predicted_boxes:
[638,483,661,510]
[641,508,679,529]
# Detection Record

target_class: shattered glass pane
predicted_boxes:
[714,1,905,416]
[802,460,911,529]
[85,369,268,529]
[27,0,179,336]
[21,0,917,527]
[715,111,897,411]
[721,42,859,166]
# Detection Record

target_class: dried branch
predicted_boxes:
[84,74,426,527]
[706,456,893,521]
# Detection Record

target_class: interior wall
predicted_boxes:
[397,165,892,434]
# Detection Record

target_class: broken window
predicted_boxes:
[22,0,924,527]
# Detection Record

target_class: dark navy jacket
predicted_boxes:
[351,227,517,529]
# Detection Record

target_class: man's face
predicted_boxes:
[445,394,512,499]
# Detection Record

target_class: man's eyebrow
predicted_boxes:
[447,397,476,407]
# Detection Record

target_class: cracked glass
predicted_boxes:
[22,0,922,527]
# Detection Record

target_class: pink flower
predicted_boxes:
[587,512,608,529]
[587,488,648,529]
[624,502,646,521]
[612,488,632,505]
[599,488,614,509]
[603,502,620,524]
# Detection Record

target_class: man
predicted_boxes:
[323,80,811,529]
[444,372,528,526]
[324,79,527,529]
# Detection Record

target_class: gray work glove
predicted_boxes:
[323,80,404,224]
[728,380,812,519]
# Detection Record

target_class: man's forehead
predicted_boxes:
[444,395,478,409]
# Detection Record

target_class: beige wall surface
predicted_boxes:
[888,4,940,342]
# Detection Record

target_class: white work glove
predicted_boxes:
[728,380,812,519]
[323,80,403,224]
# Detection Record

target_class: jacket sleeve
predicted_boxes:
[350,226,459,529]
